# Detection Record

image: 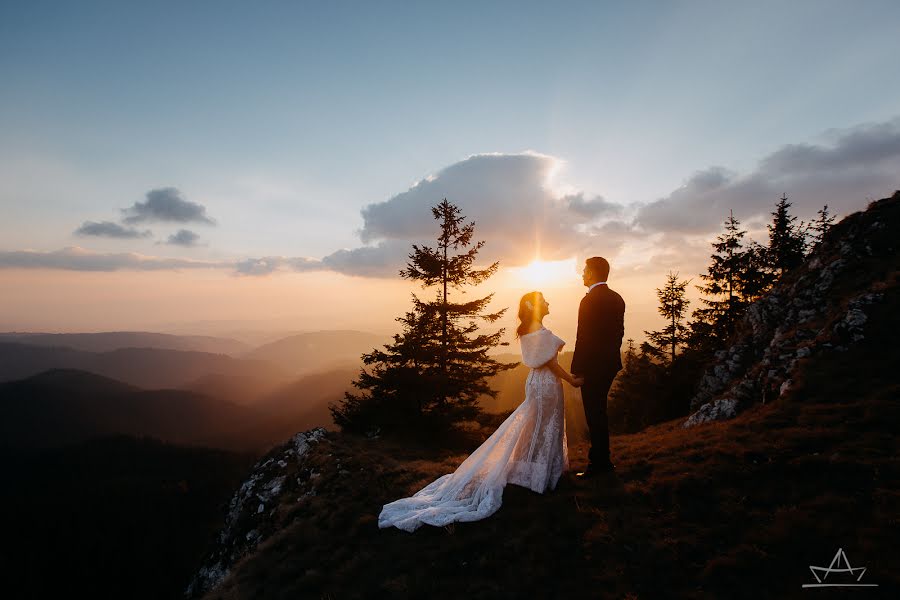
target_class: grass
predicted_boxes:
[201,319,899,599]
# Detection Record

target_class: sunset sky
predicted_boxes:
[2,1,899,346]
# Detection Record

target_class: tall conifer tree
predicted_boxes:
[330,198,516,436]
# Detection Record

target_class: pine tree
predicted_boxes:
[608,340,667,432]
[808,204,836,249]
[330,198,516,436]
[644,271,692,365]
[766,193,807,276]
[623,338,637,367]
[693,210,752,345]
[742,239,776,303]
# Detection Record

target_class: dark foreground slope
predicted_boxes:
[188,286,899,599]
[0,436,255,600]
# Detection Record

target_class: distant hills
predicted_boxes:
[225,366,359,450]
[0,328,388,384]
[0,330,251,355]
[0,328,394,453]
[0,329,391,453]
[242,330,388,375]
[0,364,359,453]
[0,368,257,449]
[0,342,292,389]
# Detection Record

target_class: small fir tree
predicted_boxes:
[808,204,836,249]
[765,193,807,276]
[644,271,692,365]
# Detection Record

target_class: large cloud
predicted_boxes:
[317,152,625,277]
[121,187,217,225]
[74,220,152,239]
[636,117,900,233]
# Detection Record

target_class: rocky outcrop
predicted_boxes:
[186,427,330,598]
[683,190,900,427]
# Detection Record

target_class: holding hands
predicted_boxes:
[568,373,585,388]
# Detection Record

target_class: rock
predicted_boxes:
[186,427,329,598]
[683,397,739,427]
[685,193,897,420]
[779,380,792,396]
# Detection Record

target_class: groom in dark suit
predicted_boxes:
[571,256,625,478]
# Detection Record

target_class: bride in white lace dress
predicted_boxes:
[378,291,584,532]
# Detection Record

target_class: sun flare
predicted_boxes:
[513,257,578,287]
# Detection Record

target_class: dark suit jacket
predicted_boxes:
[571,283,626,378]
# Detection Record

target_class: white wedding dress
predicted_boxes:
[378,326,569,532]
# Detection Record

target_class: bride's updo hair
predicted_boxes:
[515,291,544,339]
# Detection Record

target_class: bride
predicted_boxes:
[378,291,583,532]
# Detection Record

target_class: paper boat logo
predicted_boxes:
[802,547,878,588]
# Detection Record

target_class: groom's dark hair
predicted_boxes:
[585,256,610,280]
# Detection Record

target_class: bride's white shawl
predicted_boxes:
[519,327,566,368]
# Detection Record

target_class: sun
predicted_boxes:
[513,257,577,287]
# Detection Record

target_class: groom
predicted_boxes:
[571,256,625,478]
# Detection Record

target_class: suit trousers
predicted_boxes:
[580,369,618,466]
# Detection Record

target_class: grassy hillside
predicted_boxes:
[192,291,899,598]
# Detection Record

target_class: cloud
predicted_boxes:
[636,117,900,233]
[761,118,900,175]
[74,220,152,239]
[162,229,202,247]
[320,239,414,278]
[121,187,216,225]
[564,193,623,218]
[0,246,231,272]
[233,255,325,276]
[10,119,899,280]
[227,152,634,278]
[343,152,627,275]
[233,256,288,276]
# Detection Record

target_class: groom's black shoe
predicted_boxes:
[576,461,615,479]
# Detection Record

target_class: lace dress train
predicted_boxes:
[378,327,569,532]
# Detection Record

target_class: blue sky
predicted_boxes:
[1,0,899,334]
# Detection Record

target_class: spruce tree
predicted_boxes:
[330,198,516,436]
[742,239,776,303]
[808,204,836,249]
[766,193,807,276]
[693,210,752,345]
[608,340,666,432]
[644,271,692,365]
